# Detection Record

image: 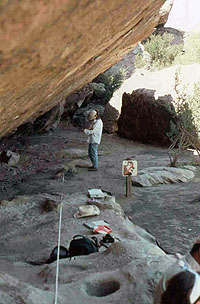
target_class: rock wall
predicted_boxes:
[0,0,168,138]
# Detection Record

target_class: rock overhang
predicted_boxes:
[0,0,168,138]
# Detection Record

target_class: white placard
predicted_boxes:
[122,160,137,176]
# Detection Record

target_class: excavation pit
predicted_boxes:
[84,279,120,297]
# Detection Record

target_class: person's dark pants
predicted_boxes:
[88,143,98,168]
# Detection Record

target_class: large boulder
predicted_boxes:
[63,84,94,120]
[0,0,171,139]
[110,64,200,114]
[102,103,119,134]
[118,89,174,146]
[109,64,200,140]
[73,104,105,128]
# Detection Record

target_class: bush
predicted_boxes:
[135,33,182,70]
[167,73,200,166]
[134,54,146,69]
[135,30,200,70]
[187,81,200,136]
[175,32,200,65]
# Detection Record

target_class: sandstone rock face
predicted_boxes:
[0,192,175,304]
[157,0,174,25]
[0,0,168,138]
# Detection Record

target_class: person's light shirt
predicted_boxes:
[84,119,103,144]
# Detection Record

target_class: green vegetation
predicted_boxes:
[135,33,182,70]
[167,72,200,167]
[175,32,200,65]
[135,31,200,70]
[187,81,200,133]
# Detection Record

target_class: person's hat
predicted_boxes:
[88,110,97,121]
[74,205,100,219]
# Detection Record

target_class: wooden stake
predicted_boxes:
[126,175,132,197]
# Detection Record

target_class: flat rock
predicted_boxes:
[132,166,196,187]
[0,192,176,304]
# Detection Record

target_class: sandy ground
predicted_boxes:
[0,121,200,255]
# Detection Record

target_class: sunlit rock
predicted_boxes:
[0,0,171,138]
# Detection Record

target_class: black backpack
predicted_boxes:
[28,236,99,266]
[68,235,99,257]
[50,245,69,261]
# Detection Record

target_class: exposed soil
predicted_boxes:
[1,121,200,255]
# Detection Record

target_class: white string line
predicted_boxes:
[54,173,65,304]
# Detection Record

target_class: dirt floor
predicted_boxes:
[1,121,200,255]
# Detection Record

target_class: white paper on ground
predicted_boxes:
[88,189,105,198]
[84,220,109,229]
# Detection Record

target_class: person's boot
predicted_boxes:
[88,167,98,171]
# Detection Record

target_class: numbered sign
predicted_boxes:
[122,160,137,176]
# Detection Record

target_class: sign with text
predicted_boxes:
[122,160,137,176]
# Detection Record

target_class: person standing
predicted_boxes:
[84,110,103,171]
